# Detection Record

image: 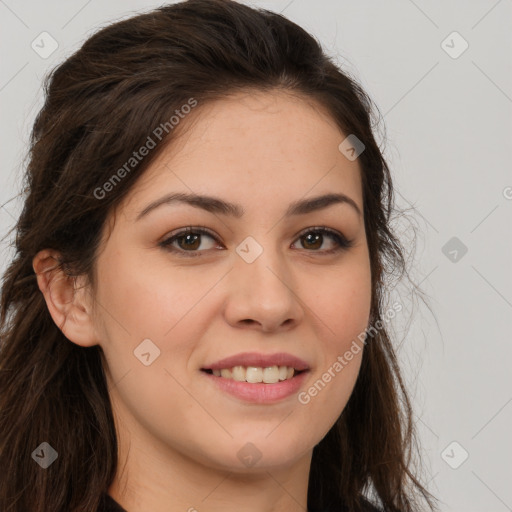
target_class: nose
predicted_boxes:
[223,244,304,333]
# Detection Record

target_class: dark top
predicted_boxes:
[97,492,383,512]
[98,493,127,512]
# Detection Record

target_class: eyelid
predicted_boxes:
[159,224,354,256]
[158,225,220,256]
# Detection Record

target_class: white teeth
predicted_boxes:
[210,365,297,383]
[231,366,245,381]
[262,366,279,384]
[246,366,263,383]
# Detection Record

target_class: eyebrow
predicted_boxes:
[136,191,362,221]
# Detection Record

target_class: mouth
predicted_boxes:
[199,366,310,403]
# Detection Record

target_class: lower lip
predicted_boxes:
[200,370,309,404]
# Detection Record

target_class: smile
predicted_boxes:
[200,367,310,404]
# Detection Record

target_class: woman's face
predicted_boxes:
[91,90,372,472]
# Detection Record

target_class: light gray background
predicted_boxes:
[1,1,511,511]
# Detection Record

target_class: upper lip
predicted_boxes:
[202,352,310,371]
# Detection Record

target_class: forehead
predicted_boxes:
[118,89,363,221]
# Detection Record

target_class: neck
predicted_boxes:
[107,395,313,512]
[108,440,312,512]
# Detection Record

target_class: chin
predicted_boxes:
[204,436,312,473]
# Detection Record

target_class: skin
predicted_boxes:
[33,90,372,512]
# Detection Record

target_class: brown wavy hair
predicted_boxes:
[0,1,438,511]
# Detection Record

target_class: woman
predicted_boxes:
[0,1,438,511]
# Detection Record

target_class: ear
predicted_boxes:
[32,249,99,347]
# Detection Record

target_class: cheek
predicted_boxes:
[95,247,205,340]
[314,257,372,350]
[302,257,371,420]
[93,247,222,393]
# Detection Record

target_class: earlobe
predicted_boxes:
[32,249,99,347]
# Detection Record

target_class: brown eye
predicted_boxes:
[159,227,220,257]
[292,227,353,254]
[159,225,353,258]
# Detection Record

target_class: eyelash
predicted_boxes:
[158,225,354,258]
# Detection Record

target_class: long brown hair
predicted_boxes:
[0,1,438,511]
